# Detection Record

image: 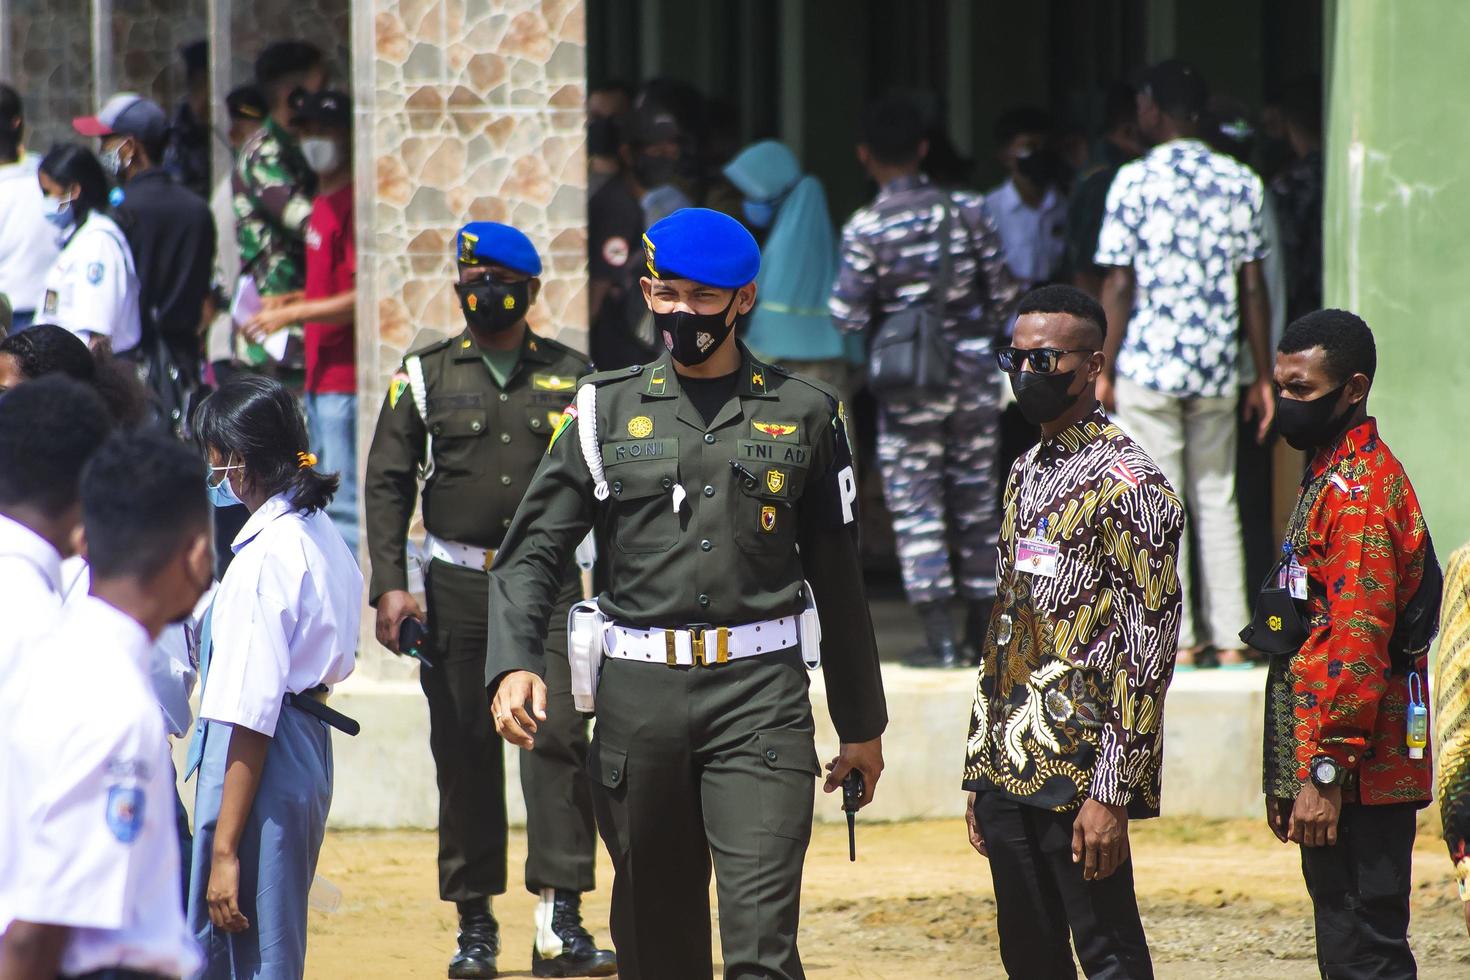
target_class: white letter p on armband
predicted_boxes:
[838,465,857,525]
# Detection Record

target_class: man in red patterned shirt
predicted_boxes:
[1263,309,1431,980]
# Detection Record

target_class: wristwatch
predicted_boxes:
[1310,756,1344,788]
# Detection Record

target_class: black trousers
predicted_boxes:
[590,649,818,980]
[423,560,597,901]
[1299,801,1418,979]
[973,791,1154,980]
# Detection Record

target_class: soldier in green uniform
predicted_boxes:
[487,207,889,980]
[365,222,616,979]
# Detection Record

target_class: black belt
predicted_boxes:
[285,684,361,736]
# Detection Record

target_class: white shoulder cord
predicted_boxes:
[575,381,609,501]
[404,354,435,482]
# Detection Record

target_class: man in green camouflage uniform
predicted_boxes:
[231,40,325,372]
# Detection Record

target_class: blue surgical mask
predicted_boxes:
[207,464,243,508]
[41,194,74,229]
[742,198,777,229]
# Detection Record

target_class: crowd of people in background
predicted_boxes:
[2,30,1468,980]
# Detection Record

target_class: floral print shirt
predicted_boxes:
[1263,419,1433,805]
[964,407,1184,817]
[1095,138,1268,398]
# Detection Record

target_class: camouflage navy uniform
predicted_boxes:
[232,117,317,370]
[831,174,1021,607]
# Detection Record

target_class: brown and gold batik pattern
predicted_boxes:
[964,407,1184,818]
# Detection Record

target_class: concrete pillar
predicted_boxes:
[351,0,589,672]
[1323,0,1470,554]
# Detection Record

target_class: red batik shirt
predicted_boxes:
[1263,419,1432,805]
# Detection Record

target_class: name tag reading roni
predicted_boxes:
[1016,537,1059,579]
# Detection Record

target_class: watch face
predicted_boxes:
[1313,760,1337,784]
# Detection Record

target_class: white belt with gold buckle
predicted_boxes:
[426,534,496,571]
[603,617,800,667]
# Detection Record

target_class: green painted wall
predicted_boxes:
[1323,0,1470,555]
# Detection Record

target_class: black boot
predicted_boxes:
[905,600,960,668]
[961,597,995,666]
[448,899,499,979]
[531,890,617,977]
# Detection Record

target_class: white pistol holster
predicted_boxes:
[798,580,821,669]
[567,600,608,713]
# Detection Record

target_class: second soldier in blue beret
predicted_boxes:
[364,221,615,979]
[486,207,889,978]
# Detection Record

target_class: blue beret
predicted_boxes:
[642,208,760,289]
[456,222,542,276]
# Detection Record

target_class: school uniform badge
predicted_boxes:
[86,262,104,285]
[106,785,144,843]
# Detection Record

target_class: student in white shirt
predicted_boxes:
[1,424,210,980]
[34,144,142,354]
[0,323,152,425]
[0,375,113,679]
[186,375,362,979]
[0,86,63,331]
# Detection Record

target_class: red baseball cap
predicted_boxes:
[73,93,168,145]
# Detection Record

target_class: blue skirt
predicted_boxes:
[187,702,333,979]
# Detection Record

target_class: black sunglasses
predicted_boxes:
[995,346,1097,375]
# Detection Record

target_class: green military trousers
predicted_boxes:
[589,647,819,980]
[423,560,596,899]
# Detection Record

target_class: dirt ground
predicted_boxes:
[306,815,1470,979]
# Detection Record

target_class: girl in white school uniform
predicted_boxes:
[186,375,362,979]
[34,144,141,354]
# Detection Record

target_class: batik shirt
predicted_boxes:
[964,407,1184,817]
[1437,544,1470,899]
[1263,419,1432,805]
[1095,138,1268,398]
[830,173,1021,350]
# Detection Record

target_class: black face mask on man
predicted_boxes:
[455,279,529,335]
[633,152,679,189]
[655,294,742,366]
[1275,382,1351,451]
[1010,368,1082,425]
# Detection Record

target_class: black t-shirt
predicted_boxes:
[678,369,740,427]
[114,168,216,346]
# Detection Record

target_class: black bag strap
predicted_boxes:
[931,193,955,320]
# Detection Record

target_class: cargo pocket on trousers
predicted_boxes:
[592,741,627,792]
[755,730,820,841]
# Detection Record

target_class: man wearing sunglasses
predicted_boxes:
[965,284,1184,978]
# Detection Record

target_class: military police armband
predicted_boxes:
[804,403,859,531]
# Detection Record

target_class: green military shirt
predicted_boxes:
[485,345,888,743]
[364,326,590,602]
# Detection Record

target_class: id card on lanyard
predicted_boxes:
[1278,552,1308,600]
[1017,517,1059,579]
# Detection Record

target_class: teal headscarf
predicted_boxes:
[724,141,856,363]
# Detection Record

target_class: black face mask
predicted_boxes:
[633,152,679,189]
[1010,369,1081,425]
[1275,382,1350,451]
[455,279,529,335]
[654,294,741,366]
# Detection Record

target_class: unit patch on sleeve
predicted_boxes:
[547,404,578,454]
[388,370,410,409]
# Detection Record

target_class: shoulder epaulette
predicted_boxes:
[530,333,595,371]
[578,363,645,388]
[404,330,453,360]
[769,364,841,411]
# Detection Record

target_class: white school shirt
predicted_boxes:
[0,154,64,314]
[0,514,67,930]
[200,493,362,736]
[984,178,1067,285]
[60,556,203,738]
[37,211,142,353]
[3,596,202,978]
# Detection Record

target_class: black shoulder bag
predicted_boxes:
[866,194,953,398]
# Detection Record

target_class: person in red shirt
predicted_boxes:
[245,90,357,554]
[1263,309,1431,980]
